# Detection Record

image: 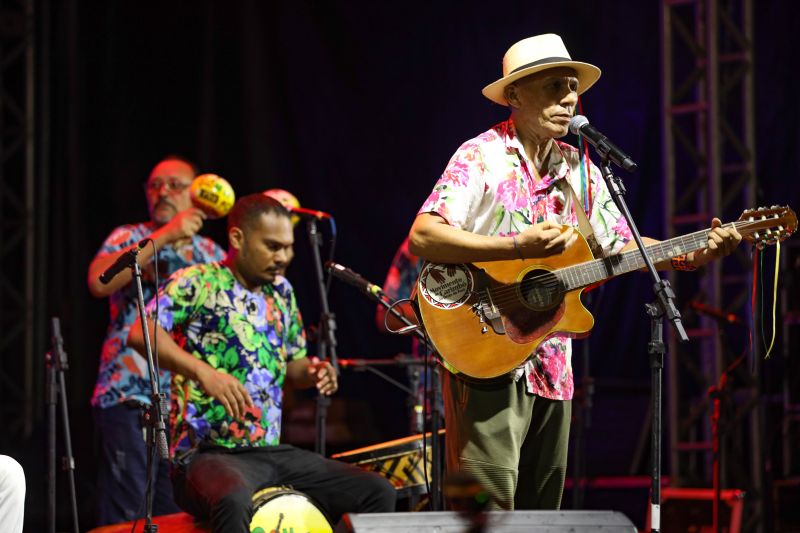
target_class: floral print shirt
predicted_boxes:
[419,118,631,400]
[382,237,424,307]
[148,262,307,454]
[91,222,225,408]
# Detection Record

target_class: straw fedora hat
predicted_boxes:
[482,34,601,106]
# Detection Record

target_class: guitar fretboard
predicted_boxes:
[555,221,748,290]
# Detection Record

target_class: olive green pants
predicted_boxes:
[443,371,571,510]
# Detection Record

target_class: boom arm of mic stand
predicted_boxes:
[338,358,416,396]
[355,282,444,509]
[352,282,434,349]
[330,264,443,509]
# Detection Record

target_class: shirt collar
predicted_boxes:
[501,118,572,191]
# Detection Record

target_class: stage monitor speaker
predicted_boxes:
[336,510,637,532]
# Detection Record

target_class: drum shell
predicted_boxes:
[250,486,332,533]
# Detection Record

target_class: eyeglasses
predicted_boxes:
[144,179,192,194]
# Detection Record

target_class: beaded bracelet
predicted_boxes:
[512,235,524,260]
[671,253,697,271]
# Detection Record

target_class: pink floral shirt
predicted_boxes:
[419,118,631,400]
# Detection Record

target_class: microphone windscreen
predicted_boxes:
[190,174,235,219]
[263,188,301,226]
[568,114,589,135]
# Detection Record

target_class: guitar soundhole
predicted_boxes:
[519,269,564,311]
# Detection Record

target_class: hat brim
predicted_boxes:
[481,61,601,105]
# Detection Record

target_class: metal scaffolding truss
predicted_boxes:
[661,0,764,530]
[0,0,36,442]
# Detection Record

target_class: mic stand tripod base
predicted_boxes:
[46,316,81,533]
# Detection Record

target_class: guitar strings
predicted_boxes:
[485,218,786,309]
[463,218,784,310]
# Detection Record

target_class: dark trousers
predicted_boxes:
[94,403,180,525]
[171,444,396,533]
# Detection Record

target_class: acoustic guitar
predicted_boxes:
[415,206,796,379]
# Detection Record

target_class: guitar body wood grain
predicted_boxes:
[417,232,596,379]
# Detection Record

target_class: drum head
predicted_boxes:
[250,486,332,533]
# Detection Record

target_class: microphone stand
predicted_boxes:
[571,290,596,510]
[307,219,339,457]
[598,157,689,533]
[131,259,170,533]
[46,317,80,533]
[707,352,744,533]
[335,277,445,511]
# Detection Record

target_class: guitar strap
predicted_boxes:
[558,178,606,259]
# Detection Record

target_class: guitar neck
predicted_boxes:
[557,222,743,291]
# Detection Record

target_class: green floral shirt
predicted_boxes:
[148,262,306,454]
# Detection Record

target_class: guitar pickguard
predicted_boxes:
[504,300,566,344]
[416,234,594,379]
[492,266,566,344]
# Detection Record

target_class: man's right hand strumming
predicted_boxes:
[409,212,578,265]
[514,221,577,258]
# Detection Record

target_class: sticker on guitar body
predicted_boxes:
[419,263,474,310]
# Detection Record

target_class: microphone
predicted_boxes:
[288,206,333,220]
[325,261,385,298]
[190,174,236,219]
[569,115,638,172]
[99,239,148,284]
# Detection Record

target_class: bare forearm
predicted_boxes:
[287,357,337,396]
[409,214,517,264]
[87,227,177,297]
[286,358,313,388]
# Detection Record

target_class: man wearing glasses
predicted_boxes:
[87,155,225,525]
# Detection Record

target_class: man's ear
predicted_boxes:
[504,84,520,108]
[228,226,244,251]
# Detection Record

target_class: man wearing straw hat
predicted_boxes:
[409,34,741,510]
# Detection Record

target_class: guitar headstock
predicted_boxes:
[737,205,797,249]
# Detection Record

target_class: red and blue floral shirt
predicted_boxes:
[419,118,631,400]
[91,222,225,409]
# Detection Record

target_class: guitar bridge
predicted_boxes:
[474,289,505,335]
